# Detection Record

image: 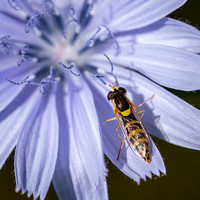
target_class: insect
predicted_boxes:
[105,83,154,163]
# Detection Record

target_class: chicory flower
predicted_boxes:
[0,0,200,199]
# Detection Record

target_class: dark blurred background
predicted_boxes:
[1,0,200,199]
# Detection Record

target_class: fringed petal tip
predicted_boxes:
[153,170,166,182]
[15,187,41,200]
[135,169,166,185]
[141,166,166,184]
[27,192,32,198]
[27,192,39,200]
[151,168,166,180]
[15,186,26,194]
[27,190,45,200]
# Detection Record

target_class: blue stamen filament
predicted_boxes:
[25,12,44,33]
[103,53,119,86]
[5,67,59,95]
[89,54,118,86]
[17,45,37,66]
[84,26,101,48]
[63,8,80,40]
[0,35,17,55]
[100,24,120,54]
[58,61,81,76]
[0,36,39,64]
[83,24,120,54]
[63,19,80,40]
[8,0,20,11]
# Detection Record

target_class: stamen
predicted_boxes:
[100,24,120,54]
[8,0,20,11]
[5,67,58,95]
[39,66,58,94]
[83,25,120,54]
[0,35,11,42]
[0,35,16,55]
[68,7,75,17]
[103,53,113,73]
[21,45,29,54]
[5,75,30,85]
[89,54,117,86]
[17,45,38,66]
[63,19,80,40]
[58,61,81,76]
[103,53,119,86]
[25,11,44,33]
[84,26,101,48]
[63,9,80,40]
[42,0,56,15]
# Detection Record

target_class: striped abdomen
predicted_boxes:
[122,113,151,163]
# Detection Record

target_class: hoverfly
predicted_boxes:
[105,83,154,163]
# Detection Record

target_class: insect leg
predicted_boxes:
[136,109,144,121]
[101,116,118,126]
[116,121,124,160]
[136,94,155,109]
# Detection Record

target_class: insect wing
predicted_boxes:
[118,116,145,158]
[131,103,152,156]
[118,117,133,149]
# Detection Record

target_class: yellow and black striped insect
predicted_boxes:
[105,83,154,163]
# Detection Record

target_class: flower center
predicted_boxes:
[5,0,119,93]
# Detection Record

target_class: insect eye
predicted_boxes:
[118,87,126,94]
[107,91,115,100]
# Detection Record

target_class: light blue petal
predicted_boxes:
[0,12,45,45]
[53,76,108,200]
[15,86,59,200]
[132,17,200,53]
[88,44,200,91]
[0,67,28,112]
[116,71,200,150]
[82,0,186,41]
[118,44,200,91]
[14,89,44,194]
[0,62,43,111]
[52,83,77,200]
[116,17,200,53]
[110,0,186,31]
[0,86,37,169]
[86,76,166,183]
